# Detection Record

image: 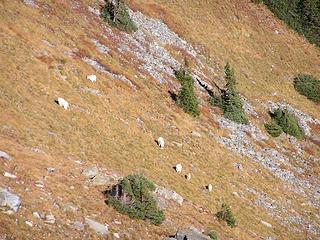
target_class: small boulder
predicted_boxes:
[0,151,12,161]
[89,173,117,186]
[261,220,273,228]
[3,172,17,179]
[87,75,97,82]
[82,167,98,178]
[73,221,85,231]
[175,228,210,240]
[154,186,183,206]
[191,131,201,138]
[0,188,21,213]
[64,203,78,212]
[85,218,108,235]
[44,213,56,224]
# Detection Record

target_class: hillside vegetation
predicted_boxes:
[260,0,320,47]
[0,0,320,240]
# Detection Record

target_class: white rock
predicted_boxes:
[25,221,33,227]
[113,233,120,239]
[57,97,69,110]
[0,151,12,161]
[191,131,201,137]
[33,212,41,219]
[3,172,17,179]
[87,75,97,82]
[261,220,273,228]
[85,218,109,235]
[44,213,56,224]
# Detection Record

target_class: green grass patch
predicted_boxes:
[293,74,320,102]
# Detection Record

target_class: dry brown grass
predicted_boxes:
[0,0,319,239]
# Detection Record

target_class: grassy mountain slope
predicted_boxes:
[0,0,320,239]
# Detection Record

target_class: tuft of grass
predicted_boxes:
[211,63,249,125]
[207,230,219,240]
[175,63,200,117]
[267,108,304,139]
[293,74,320,102]
[216,203,236,228]
[106,174,165,225]
[102,0,137,33]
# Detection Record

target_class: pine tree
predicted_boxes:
[211,63,248,124]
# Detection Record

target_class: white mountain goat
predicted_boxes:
[157,137,165,149]
[87,75,97,82]
[57,98,69,110]
[186,173,191,181]
[175,164,182,173]
[207,184,213,192]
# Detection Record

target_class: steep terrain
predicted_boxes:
[0,0,320,239]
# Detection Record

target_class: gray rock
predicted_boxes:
[64,203,78,212]
[82,167,99,178]
[32,212,41,219]
[154,186,183,205]
[89,173,117,186]
[47,168,56,173]
[261,220,273,228]
[44,213,56,224]
[0,151,12,161]
[73,221,85,231]
[85,218,108,235]
[23,0,38,8]
[191,131,201,138]
[0,188,21,213]
[175,228,210,240]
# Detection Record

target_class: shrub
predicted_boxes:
[216,203,236,228]
[270,108,304,139]
[207,230,219,240]
[261,0,320,47]
[175,65,200,117]
[106,174,165,225]
[293,74,320,102]
[264,120,283,137]
[101,0,137,33]
[211,63,248,124]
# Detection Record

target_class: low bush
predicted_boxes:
[175,65,200,117]
[267,108,304,139]
[211,63,248,124]
[293,74,320,102]
[106,174,165,225]
[101,0,137,33]
[264,120,283,137]
[216,203,236,228]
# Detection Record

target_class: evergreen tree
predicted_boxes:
[211,63,248,124]
[175,63,200,117]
